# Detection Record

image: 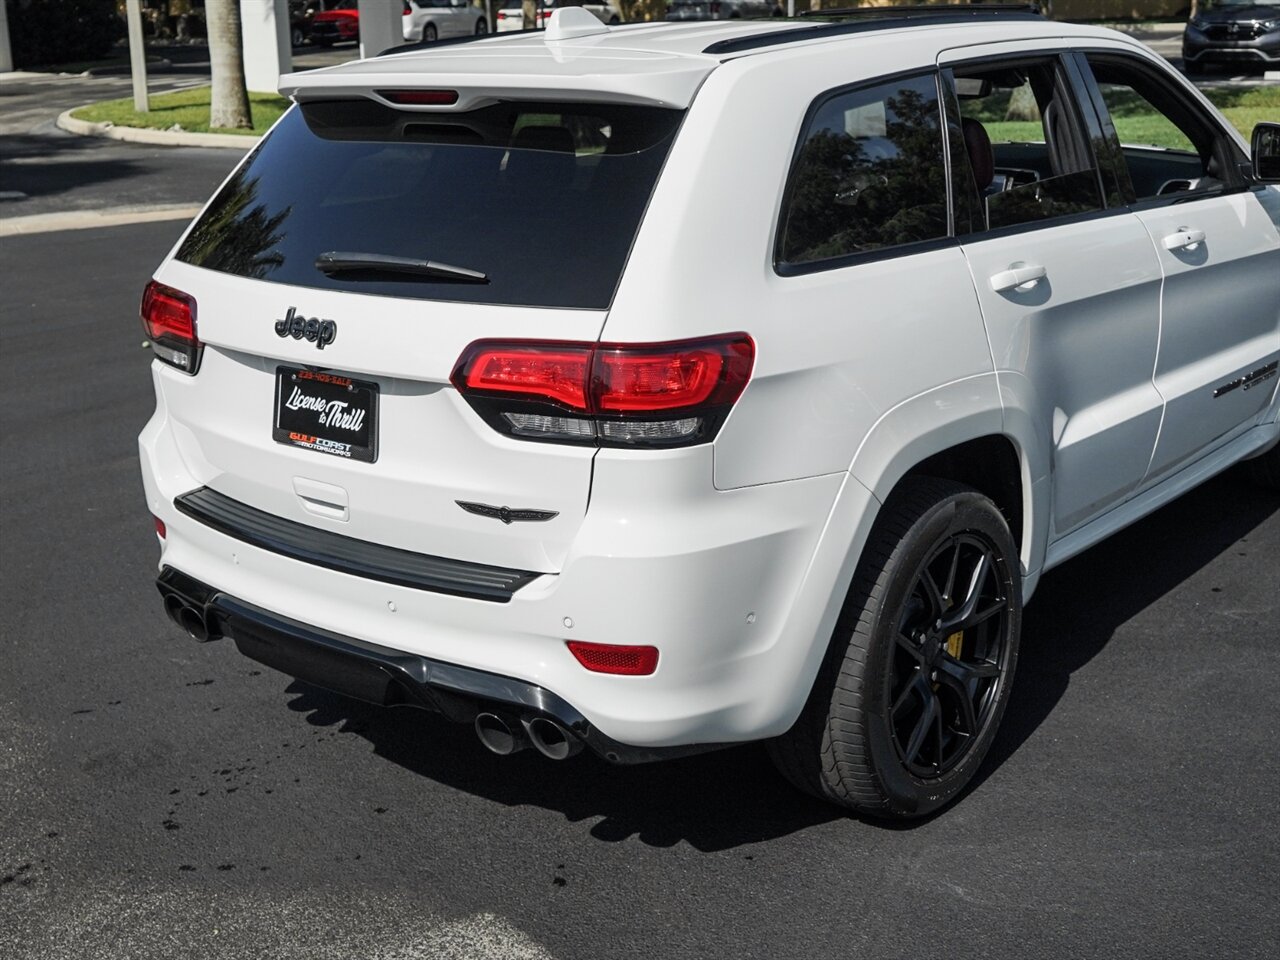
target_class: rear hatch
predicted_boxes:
[152,82,688,573]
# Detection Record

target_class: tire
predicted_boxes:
[1243,442,1280,489]
[768,478,1022,819]
[476,17,488,34]
[291,27,305,47]
[423,23,437,42]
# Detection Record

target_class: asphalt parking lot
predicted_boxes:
[1,219,1277,959]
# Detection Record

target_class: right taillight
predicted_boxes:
[141,280,201,374]
[451,334,754,448]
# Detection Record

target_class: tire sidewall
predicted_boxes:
[860,494,1022,816]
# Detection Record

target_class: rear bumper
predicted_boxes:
[156,567,713,764]
[140,379,862,749]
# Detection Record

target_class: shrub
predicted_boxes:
[5,0,126,69]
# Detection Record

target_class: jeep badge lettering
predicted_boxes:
[274,307,337,350]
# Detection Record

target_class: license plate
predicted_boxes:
[273,366,378,463]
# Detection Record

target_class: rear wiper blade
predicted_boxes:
[315,251,488,283]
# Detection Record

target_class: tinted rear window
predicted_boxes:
[177,100,683,309]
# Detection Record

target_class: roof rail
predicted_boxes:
[797,3,1042,18]
[703,4,1043,56]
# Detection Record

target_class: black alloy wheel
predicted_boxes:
[888,532,1013,778]
[424,23,438,42]
[769,478,1022,818]
[476,17,489,34]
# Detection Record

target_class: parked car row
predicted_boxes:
[497,0,621,32]
[296,0,490,48]
[294,0,801,46]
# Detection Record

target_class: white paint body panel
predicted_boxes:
[139,18,1280,749]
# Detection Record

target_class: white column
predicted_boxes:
[239,0,292,93]
[358,0,405,59]
[0,0,13,74]
[126,0,149,111]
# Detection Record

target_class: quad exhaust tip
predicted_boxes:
[474,712,583,760]
[162,593,215,643]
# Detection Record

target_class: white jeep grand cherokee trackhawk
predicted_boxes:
[139,5,1280,818]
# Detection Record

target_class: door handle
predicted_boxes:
[989,262,1047,293]
[1162,227,1206,251]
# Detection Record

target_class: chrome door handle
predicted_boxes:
[1162,227,1206,251]
[989,262,1047,293]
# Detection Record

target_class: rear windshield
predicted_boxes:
[176,99,683,309]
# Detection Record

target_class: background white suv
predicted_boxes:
[403,0,489,41]
[140,7,1280,818]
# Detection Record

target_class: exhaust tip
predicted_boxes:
[162,593,187,626]
[177,603,211,643]
[525,716,583,761]
[475,712,528,756]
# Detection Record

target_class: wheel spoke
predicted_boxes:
[957,598,1006,633]
[919,567,945,621]
[891,671,927,718]
[935,668,980,736]
[938,651,1000,685]
[942,541,962,606]
[903,691,939,764]
[895,631,925,663]
[939,551,991,633]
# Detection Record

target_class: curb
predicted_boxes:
[0,203,202,238]
[56,107,260,150]
[80,57,173,77]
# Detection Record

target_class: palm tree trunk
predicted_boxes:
[207,0,252,131]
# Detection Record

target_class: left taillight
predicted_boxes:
[141,280,201,374]
[451,334,754,448]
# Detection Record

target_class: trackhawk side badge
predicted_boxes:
[456,501,559,525]
[1213,361,1278,398]
[275,307,337,350]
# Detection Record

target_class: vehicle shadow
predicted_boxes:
[282,682,841,851]
[280,469,1277,846]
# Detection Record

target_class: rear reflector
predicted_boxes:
[153,516,166,539]
[379,89,460,106]
[566,642,659,676]
[141,280,201,374]
[451,334,754,448]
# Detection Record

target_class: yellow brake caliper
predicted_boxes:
[945,631,963,659]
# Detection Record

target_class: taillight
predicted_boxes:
[141,280,201,374]
[566,641,659,676]
[710,1,721,13]
[451,334,753,448]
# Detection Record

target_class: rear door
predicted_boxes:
[1076,48,1280,483]
[940,45,1165,537]
[154,97,684,572]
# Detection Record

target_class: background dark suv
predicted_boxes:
[1183,0,1280,74]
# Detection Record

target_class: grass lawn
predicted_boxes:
[71,86,289,135]
[975,85,1279,149]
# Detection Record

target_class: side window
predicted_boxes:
[948,57,1105,232]
[777,73,949,269]
[1082,54,1241,202]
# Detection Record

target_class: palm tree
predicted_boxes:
[207,0,252,131]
